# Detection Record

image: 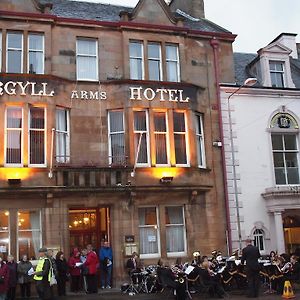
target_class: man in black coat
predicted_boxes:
[241,237,261,298]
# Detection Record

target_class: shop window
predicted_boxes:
[139,207,160,258]
[56,108,70,163]
[165,206,186,256]
[195,113,206,168]
[7,32,23,73]
[108,110,126,165]
[270,61,284,88]
[134,110,150,166]
[76,38,98,81]
[28,33,44,74]
[173,111,188,166]
[166,44,180,82]
[0,211,9,259]
[253,229,265,252]
[5,107,23,166]
[154,112,169,165]
[148,43,162,81]
[129,41,144,80]
[18,210,42,260]
[29,107,46,166]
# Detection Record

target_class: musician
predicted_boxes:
[241,236,261,298]
[191,251,201,266]
[126,252,139,274]
[269,251,277,263]
[285,255,300,283]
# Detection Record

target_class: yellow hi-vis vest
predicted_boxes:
[34,257,51,282]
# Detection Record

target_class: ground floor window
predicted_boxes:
[0,211,9,259]
[253,228,265,252]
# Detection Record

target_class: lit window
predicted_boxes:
[139,207,160,257]
[154,112,169,165]
[5,107,23,166]
[76,38,98,81]
[134,110,150,166]
[173,112,188,166]
[29,107,46,166]
[195,113,206,167]
[148,43,162,81]
[18,210,42,260]
[270,61,284,88]
[7,32,23,73]
[28,33,44,74]
[56,108,70,163]
[166,44,180,82]
[108,111,125,165]
[129,41,144,80]
[166,206,186,255]
[0,32,2,71]
[253,229,265,252]
[0,211,9,259]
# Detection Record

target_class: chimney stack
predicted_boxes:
[169,0,205,19]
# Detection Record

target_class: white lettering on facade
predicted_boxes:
[130,87,142,100]
[144,88,156,101]
[71,90,107,101]
[5,81,17,95]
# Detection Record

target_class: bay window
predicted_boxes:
[173,111,188,166]
[166,44,180,82]
[28,33,44,74]
[5,107,23,166]
[56,108,70,163]
[129,41,144,80]
[154,112,169,165]
[7,32,23,73]
[148,43,162,81]
[195,113,206,167]
[29,107,46,166]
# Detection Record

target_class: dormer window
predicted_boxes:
[269,61,284,88]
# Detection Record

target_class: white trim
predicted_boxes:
[55,108,70,163]
[6,31,23,73]
[28,33,45,75]
[147,42,163,81]
[269,60,285,88]
[129,40,144,80]
[166,44,180,82]
[195,113,206,168]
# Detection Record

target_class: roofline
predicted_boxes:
[0,10,236,41]
[220,83,300,92]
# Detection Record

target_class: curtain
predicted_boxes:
[166,45,179,82]
[154,113,168,164]
[134,111,148,164]
[30,131,45,164]
[130,58,142,80]
[166,207,184,253]
[77,39,97,80]
[29,211,41,259]
[110,111,125,164]
[173,112,187,164]
[56,110,69,163]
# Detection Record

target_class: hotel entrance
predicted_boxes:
[283,213,300,254]
[69,208,110,251]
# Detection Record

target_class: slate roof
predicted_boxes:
[40,0,231,33]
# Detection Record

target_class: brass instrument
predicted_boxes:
[281,262,292,274]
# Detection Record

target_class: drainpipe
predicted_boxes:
[210,37,232,255]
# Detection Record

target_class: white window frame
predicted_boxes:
[174,111,189,167]
[154,111,170,166]
[139,206,161,259]
[147,42,163,81]
[76,38,98,81]
[28,107,47,167]
[28,33,45,74]
[253,229,265,252]
[16,210,42,261]
[55,108,70,163]
[166,205,187,257]
[271,133,300,186]
[269,60,285,88]
[129,40,144,80]
[108,110,125,166]
[166,44,180,82]
[133,109,150,167]
[6,32,23,73]
[195,113,206,168]
[4,107,23,167]
[0,211,10,258]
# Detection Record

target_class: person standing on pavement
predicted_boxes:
[83,244,99,294]
[241,237,261,298]
[55,251,68,296]
[17,254,33,299]
[80,249,88,293]
[6,255,17,300]
[99,241,113,289]
[0,255,9,300]
[33,247,51,300]
[68,248,81,293]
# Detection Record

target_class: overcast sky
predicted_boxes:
[73,0,300,53]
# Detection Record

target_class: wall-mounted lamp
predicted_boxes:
[213,141,223,147]
[160,176,174,184]
[7,178,21,185]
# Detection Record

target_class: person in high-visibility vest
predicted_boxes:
[33,247,51,300]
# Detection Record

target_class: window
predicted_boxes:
[0,211,9,259]
[18,210,42,260]
[173,112,188,165]
[166,44,180,82]
[7,32,23,73]
[29,107,46,166]
[129,41,144,80]
[271,134,299,185]
[148,43,162,81]
[139,207,160,257]
[195,113,206,167]
[0,32,2,71]
[270,61,284,88]
[76,38,98,81]
[5,107,23,166]
[28,33,44,74]
[108,111,125,165]
[134,110,150,166]
[253,229,265,252]
[154,112,169,165]
[166,206,186,255]
[56,108,70,163]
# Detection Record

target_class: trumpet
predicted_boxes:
[281,262,292,274]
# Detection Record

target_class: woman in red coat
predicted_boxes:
[83,245,99,294]
[68,249,81,292]
[0,255,9,300]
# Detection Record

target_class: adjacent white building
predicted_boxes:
[221,33,300,255]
